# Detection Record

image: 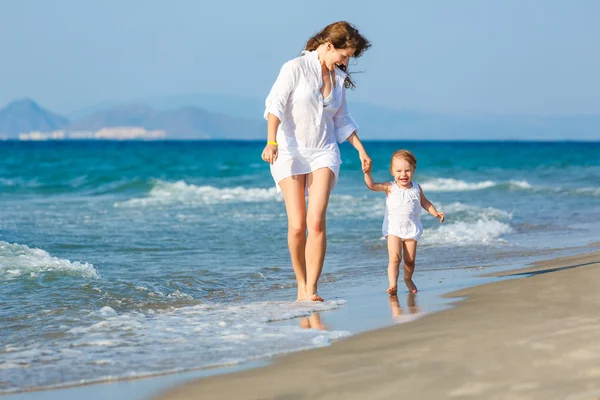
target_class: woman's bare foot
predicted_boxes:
[296,283,308,302]
[387,285,398,295]
[306,285,324,302]
[308,292,324,302]
[404,278,418,293]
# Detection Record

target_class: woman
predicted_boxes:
[261,21,372,302]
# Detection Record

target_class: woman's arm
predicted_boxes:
[262,61,298,164]
[332,87,371,172]
[262,114,280,164]
[264,60,297,122]
[346,132,372,173]
[267,115,280,143]
[419,186,445,222]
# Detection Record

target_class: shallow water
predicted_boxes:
[1,140,599,393]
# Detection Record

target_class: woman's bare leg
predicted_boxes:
[278,175,308,301]
[402,239,418,293]
[305,168,335,301]
[387,235,403,295]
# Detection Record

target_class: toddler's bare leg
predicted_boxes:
[402,239,418,293]
[387,235,402,295]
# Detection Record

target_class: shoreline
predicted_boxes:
[153,249,600,400]
[4,245,599,399]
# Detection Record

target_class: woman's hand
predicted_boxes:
[359,151,372,173]
[261,143,278,164]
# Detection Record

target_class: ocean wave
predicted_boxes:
[2,299,349,393]
[89,177,154,196]
[113,177,599,213]
[417,202,514,246]
[573,187,600,197]
[420,178,497,192]
[420,178,599,198]
[504,181,600,197]
[0,241,98,279]
[328,193,385,218]
[114,180,280,208]
[502,180,600,198]
[506,180,532,189]
[419,178,533,192]
[420,218,513,246]
[0,177,41,190]
[440,202,513,220]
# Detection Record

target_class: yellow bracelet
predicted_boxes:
[267,141,278,146]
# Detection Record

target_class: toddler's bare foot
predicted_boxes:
[404,278,418,293]
[387,285,398,295]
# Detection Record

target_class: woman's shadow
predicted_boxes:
[389,292,420,319]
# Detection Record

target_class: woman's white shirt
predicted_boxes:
[264,50,358,191]
[264,50,358,147]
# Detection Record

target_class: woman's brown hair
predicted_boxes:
[304,21,371,89]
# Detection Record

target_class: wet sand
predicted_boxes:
[154,251,600,400]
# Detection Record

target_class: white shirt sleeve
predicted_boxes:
[263,61,298,121]
[332,88,359,143]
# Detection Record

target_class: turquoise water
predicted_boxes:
[1,140,599,393]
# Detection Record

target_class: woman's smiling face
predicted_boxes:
[325,46,355,70]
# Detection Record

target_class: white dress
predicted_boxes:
[382,181,424,241]
[263,50,359,192]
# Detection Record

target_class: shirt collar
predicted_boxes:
[302,50,348,79]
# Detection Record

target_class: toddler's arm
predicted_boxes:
[419,186,445,222]
[364,171,391,193]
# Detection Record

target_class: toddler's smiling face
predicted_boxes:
[390,157,414,189]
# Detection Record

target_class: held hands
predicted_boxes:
[434,212,445,223]
[261,143,278,164]
[360,151,372,173]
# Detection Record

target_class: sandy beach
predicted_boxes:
[154,250,600,400]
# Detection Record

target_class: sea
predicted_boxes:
[1,140,599,394]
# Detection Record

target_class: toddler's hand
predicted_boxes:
[436,212,445,223]
[360,152,372,173]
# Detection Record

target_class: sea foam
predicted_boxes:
[0,241,98,279]
[115,180,280,208]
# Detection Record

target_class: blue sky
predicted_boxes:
[1,0,599,116]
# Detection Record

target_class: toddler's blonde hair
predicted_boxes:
[390,149,417,171]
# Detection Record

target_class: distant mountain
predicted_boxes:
[3,96,599,141]
[68,104,265,139]
[0,99,69,137]
[0,100,266,140]
[97,93,600,141]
